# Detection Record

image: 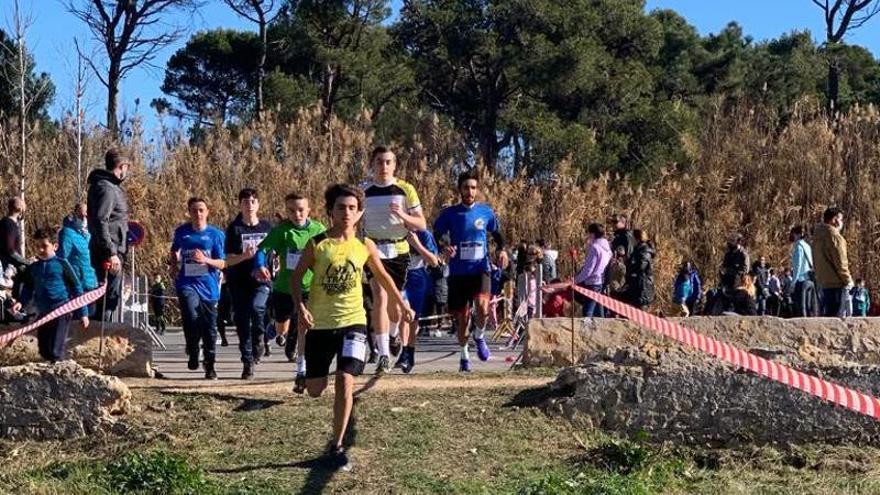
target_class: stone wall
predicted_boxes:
[524,316,880,368]
[0,322,154,377]
[0,361,131,440]
[546,347,880,446]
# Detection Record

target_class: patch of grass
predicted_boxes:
[4,376,880,494]
[104,451,212,494]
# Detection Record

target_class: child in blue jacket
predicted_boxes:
[20,227,89,362]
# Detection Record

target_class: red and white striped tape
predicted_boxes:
[0,285,106,347]
[565,282,880,420]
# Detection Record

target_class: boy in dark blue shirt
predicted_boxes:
[20,227,89,363]
[170,197,226,379]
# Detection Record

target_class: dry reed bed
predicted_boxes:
[1,102,878,310]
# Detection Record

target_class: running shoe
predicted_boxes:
[187,354,199,371]
[375,355,390,375]
[326,444,352,471]
[475,337,491,362]
[204,362,218,380]
[401,351,415,375]
[390,335,401,357]
[275,334,286,347]
[292,373,306,394]
[459,358,471,373]
[241,363,254,380]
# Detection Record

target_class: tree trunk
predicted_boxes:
[478,130,498,172]
[321,62,336,133]
[828,58,841,114]
[256,18,267,118]
[107,63,121,138]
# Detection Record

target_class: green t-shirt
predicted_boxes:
[257,219,326,294]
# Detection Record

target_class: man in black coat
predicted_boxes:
[87,149,130,321]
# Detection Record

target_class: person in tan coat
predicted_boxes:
[812,207,853,317]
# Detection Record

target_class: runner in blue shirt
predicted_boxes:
[170,197,226,379]
[433,170,509,372]
[395,229,439,374]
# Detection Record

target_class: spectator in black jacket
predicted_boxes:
[720,233,750,292]
[625,229,655,310]
[0,197,27,272]
[87,149,130,321]
[608,213,635,262]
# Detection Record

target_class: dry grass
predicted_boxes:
[2,100,878,311]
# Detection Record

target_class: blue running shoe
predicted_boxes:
[475,337,491,362]
[459,358,471,372]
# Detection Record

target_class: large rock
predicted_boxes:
[0,322,154,377]
[0,361,131,440]
[546,346,880,446]
[524,316,880,367]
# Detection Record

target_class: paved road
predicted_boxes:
[152,328,520,382]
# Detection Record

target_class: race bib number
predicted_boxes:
[460,242,485,261]
[242,233,267,252]
[286,250,302,271]
[184,263,208,277]
[182,250,208,277]
[342,331,368,361]
[377,243,398,260]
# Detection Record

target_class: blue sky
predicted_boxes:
[14,0,880,134]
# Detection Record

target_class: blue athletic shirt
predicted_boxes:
[408,230,439,271]
[171,223,226,301]
[433,203,499,276]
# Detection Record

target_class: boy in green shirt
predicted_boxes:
[255,193,325,391]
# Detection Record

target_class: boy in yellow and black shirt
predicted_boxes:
[360,145,426,373]
[291,183,413,471]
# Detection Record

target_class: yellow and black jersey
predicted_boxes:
[307,233,370,330]
[360,179,422,259]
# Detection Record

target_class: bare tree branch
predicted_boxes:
[65,0,202,136]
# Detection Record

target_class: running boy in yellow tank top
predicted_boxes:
[290,183,413,471]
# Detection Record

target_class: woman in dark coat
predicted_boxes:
[625,229,655,310]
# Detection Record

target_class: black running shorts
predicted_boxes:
[304,324,368,379]
[367,254,409,290]
[447,273,491,312]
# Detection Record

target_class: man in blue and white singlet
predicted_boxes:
[433,170,508,372]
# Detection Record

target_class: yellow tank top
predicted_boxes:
[308,233,370,329]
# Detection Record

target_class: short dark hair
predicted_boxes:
[457,169,479,188]
[587,223,605,238]
[238,188,258,201]
[633,229,648,243]
[823,207,843,224]
[187,197,208,209]
[104,149,130,171]
[608,213,627,226]
[33,227,57,243]
[370,145,395,163]
[790,225,805,237]
[285,192,306,203]
[324,184,364,215]
[6,198,19,215]
[857,278,864,284]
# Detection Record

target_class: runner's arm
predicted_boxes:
[365,239,414,322]
[392,205,427,231]
[290,241,315,327]
[407,232,439,267]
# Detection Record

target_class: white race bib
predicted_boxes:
[342,332,368,361]
[460,242,485,261]
[184,263,208,277]
[376,243,398,260]
[286,250,302,271]
[182,249,209,277]
[242,232,267,252]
